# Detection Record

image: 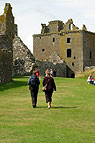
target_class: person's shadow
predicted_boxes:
[37,106,79,109]
[51,106,79,109]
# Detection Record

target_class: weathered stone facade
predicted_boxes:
[0,3,15,83]
[13,35,35,75]
[33,19,95,77]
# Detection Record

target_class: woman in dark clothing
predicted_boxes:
[43,69,56,109]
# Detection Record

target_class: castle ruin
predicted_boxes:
[33,19,95,77]
[1,3,95,80]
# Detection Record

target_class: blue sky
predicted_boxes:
[0,0,95,53]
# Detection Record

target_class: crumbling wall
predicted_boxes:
[0,3,15,83]
[41,20,63,34]
[13,36,35,75]
[36,61,66,77]
[0,35,13,83]
[34,52,67,77]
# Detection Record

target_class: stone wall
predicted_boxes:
[0,35,13,83]
[0,3,15,83]
[83,31,95,67]
[36,61,66,77]
[35,51,74,77]
[35,52,68,77]
[13,36,35,75]
[33,33,61,61]
[61,31,83,73]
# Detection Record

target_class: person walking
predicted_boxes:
[43,69,56,109]
[28,68,40,108]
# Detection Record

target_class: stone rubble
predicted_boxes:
[13,36,35,75]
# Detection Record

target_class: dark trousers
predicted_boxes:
[45,91,53,103]
[30,90,38,106]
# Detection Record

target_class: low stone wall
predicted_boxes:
[36,60,66,77]
[84,66,95,71]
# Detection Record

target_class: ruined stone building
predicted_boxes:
[0,3,15,83]
[33,19,95,77]
[0,3,35,83]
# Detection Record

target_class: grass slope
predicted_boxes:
[0,77,95,143]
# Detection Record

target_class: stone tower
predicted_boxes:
[0,3,15,83]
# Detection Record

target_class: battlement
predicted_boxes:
[40,19,88,35]
[41,20,64,34]
[48,20,63,24]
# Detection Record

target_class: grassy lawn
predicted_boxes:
[0,76,95,143]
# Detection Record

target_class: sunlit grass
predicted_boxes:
[0,76,95,143]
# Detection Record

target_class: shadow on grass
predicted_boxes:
[13,76,29,79]
[51,106,79,109]
[0,80,28,91]
[37,106,79,109]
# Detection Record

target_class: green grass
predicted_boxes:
[0,76,95,143]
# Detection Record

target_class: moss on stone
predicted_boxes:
[0,15,5,23]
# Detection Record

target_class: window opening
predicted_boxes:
[42,49,45,52]
[90,49,92,59]
[67,38,71,43]
[53,38,55,42]
[67,49,71,57]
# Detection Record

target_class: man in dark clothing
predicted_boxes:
[28,68,40,108]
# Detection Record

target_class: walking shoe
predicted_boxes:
[48,106,50,109]
[33,105,36,108]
